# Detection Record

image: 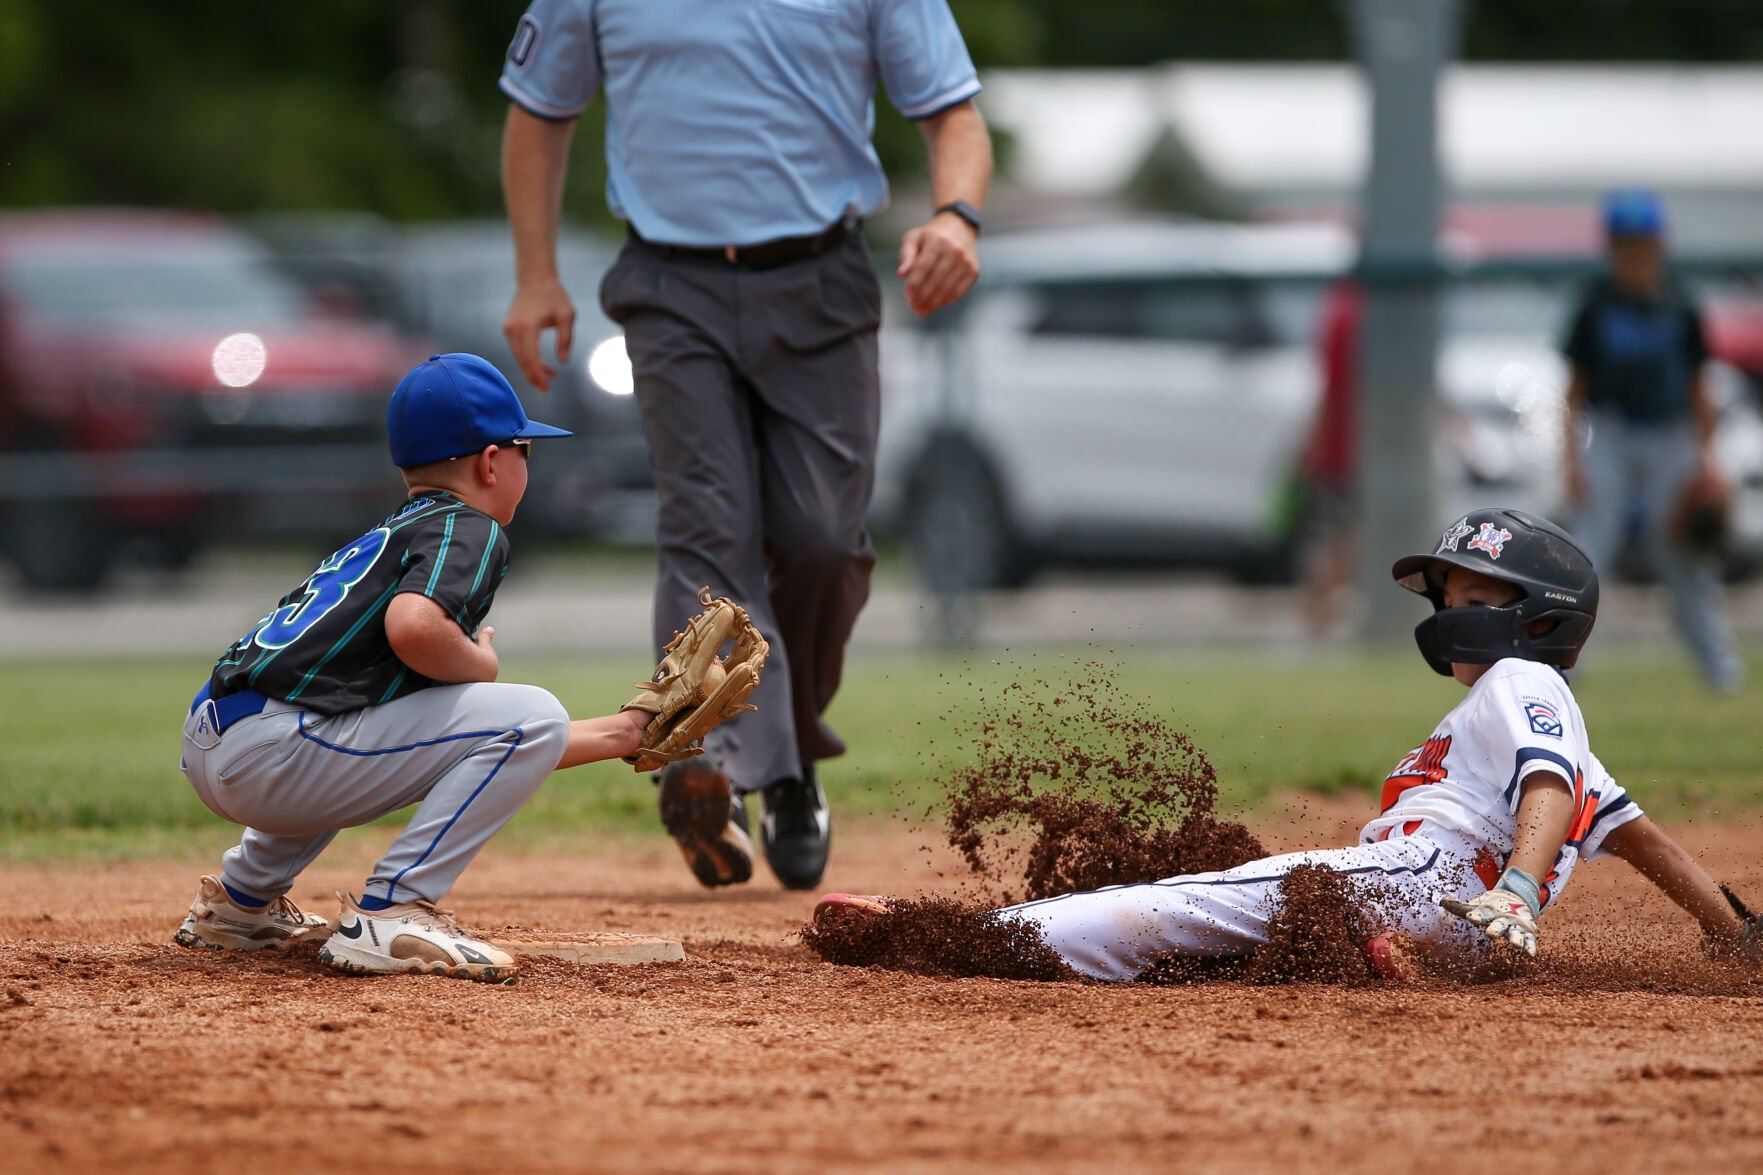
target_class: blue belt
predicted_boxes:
[190,681,271,735]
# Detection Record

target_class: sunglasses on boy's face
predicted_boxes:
[447,439,532,462]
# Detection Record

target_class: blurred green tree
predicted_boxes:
[1,0,1759,219]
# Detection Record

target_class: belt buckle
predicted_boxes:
[723,245,738,263]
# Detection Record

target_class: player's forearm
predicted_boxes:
[1505,775,1574,882]
[1690,368,1718,453]
[502,105,576,287]
[1563,369,1587,466]
[918,101,992,211]
[557,711,651,770]
[1603,816,1744,941]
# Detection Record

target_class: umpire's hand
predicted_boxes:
[505,277,577,393]
[898,212,980,318]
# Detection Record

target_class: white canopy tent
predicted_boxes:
[979,65,1763,246]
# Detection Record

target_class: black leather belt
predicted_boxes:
[631,221,850,269]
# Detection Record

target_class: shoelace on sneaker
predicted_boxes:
[269,894,314,925]
[403,900,468,937]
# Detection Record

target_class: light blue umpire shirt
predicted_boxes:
[499,0,981,248]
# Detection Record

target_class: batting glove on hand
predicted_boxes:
[1442,867,1542,957]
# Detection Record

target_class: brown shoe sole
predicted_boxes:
[658,762,753,888]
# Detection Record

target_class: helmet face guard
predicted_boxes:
[1392,508,1599,676]
[1413,604,1595,677]
[1414,605,1525,676]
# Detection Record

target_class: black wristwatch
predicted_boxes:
[935,199,983,235]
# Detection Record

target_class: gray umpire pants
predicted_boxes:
[180,683,570,904]
[1575,410,1744,689]
[601,230,882,793]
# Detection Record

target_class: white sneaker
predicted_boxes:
[173,875,330,952]
[319,895,517,984]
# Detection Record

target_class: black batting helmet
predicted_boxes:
[1391,508,1599,676]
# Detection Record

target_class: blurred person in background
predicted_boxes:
[1561,189,1744,693]
[1297,280,1364,641]
[497,0,993,890]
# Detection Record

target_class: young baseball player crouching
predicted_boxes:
[172,354,653,983]
[817,509,1760,980]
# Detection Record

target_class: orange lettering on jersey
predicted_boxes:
[1380,735,1453,813]
[1564,768,1595,846]
[1530,765,1600,910]
[1537,768,1591,909]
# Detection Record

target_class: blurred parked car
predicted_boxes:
[874,221,1343,589]
[0,209,418,591]
[249,215,653,544]
[874,219,1763,590]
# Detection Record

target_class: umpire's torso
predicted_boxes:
[499,0,980,247]
[209,492,509,715]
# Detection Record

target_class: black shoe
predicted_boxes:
[657,758,753,888]
[760,769,831,890]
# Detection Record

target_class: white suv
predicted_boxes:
[874,220,1345,589]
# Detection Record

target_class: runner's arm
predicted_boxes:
[1602,815,1747,946]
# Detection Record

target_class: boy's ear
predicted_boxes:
[475,446,499,486]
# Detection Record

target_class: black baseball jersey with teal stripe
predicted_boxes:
[209,492,510,715]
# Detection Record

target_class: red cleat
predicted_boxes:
[1364,930,1419,981]
[812,893,894,927]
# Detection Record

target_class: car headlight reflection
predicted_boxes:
[212,332,267,388]
[587,335,634,396]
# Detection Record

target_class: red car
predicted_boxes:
[0,209,419,590]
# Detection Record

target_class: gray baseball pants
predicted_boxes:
[180,683,570,904]
[600,230,882,793]
[1575,410,1744,689]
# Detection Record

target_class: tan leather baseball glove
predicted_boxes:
[623,587,769,774]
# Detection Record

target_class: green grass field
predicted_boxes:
[2,648,1759,862]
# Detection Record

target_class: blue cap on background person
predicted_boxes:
[1603,188,1665,239]
[387,352,572,467]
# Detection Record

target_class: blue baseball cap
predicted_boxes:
[387,353,571,467]
[1603,188,1665,238]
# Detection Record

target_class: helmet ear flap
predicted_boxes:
[1529,610,1596,669]
[1413,614,1454,676]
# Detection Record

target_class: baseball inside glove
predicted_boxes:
[1672,467,1732,555]
[623,587,769,774]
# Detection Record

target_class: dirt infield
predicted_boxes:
[4,800,1763,1175]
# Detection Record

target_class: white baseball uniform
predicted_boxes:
[1003,657,1645,982]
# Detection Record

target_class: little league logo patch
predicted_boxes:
[1467,522,1513,559]
[1524,701,1564,738]
[1438,519,1474,552]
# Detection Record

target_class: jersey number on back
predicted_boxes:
[253,528,391,650]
